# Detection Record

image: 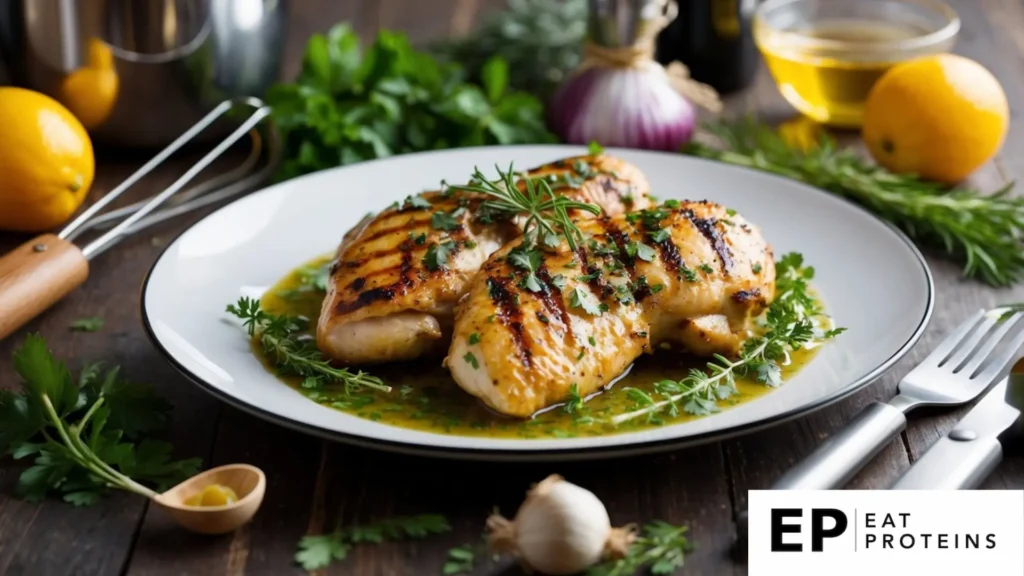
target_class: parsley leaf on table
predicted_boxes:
[2,334,201,505]
[69,317,104,332]
[295,514,451,571]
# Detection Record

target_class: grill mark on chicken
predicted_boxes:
[486,277,531,368]
[574,246,614,299]
[336,248,416,314]
[652,235,683,273]
[684,209,734,273]
[535,267,573,333]
[732,288,764,306]
[598,218,635,269]
[350,277,366,291]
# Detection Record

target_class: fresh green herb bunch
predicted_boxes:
[429,0,587,98]
[686,116,1024,287]
[0,334,201,506]
[612,252,844,425]
[266,23,557,182]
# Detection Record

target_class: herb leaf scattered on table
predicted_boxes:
[266,23,557,182]
[295,514,451,570]
[0,334,201,505]
[70,317,104,332]
[585,521,693,576]
[686,116,1024,287]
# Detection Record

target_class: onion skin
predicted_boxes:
[547,64,696,151]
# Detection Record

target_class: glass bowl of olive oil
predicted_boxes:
[754,0,960,128]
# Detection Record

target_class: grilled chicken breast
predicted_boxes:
[317,154,652,365]
[447,200,775,418]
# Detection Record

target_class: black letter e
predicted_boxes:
[771,508,802,552]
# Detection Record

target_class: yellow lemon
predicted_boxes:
[0,87,95,232]
[862,54,1009,184]
[60,38,119,129]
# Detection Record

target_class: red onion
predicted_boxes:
[547,62,697,152]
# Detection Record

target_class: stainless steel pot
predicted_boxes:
[0,0,288,148]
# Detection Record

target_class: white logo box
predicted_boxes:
[747,489,1024,575]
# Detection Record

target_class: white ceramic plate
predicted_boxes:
[142,145,933,461]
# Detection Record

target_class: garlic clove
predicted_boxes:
[486,474,636,575]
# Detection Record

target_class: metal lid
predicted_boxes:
[586,0,676,48]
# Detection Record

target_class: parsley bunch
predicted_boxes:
[295,514,451,570]
[266,23,556,182]
[611,252,845,426]
[226,297,389,394]
[0,334,201,505]
[686,116,1024,287]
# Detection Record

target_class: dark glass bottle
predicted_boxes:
[655,0,758,94]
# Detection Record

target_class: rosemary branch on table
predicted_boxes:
[226,297,390,394]
[684,116,1024,287]
[611,252,844,426]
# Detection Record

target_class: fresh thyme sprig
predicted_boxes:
[451,163,601,251]
[685,116,1024,287]
[611,253,844,426]
[226,297,389,394]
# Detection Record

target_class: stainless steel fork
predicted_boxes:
[771,307,1024,490]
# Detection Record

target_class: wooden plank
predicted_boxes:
[280,0,364,81]
[126,406,322,575]
[0,154,229,575]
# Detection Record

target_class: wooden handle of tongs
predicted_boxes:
[0,235,89,340]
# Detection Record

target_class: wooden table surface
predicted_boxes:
[2,1,1023,574]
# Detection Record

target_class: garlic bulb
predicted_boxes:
[486,474,635,575]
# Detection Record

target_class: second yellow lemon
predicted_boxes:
[862,54,1009,184]
[0,87,94,232]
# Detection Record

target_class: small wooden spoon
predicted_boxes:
[151,464,266,535]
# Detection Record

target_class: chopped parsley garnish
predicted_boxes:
[680,267,699,282]
[550,274,567,290]
[587,336,597,346]
[570,287,605,315]
[651,283,665,294]
[588,141,604,155]
[752,263,762,273]
[423,240,457,271]
[402,194,432,210]
[408,231,427,245]
[726,208,737,217]
[468,333,480,345]
[635,242,656,262]
[648,229,670,243]
[463,352,479,369]
[699,263,714,274]
[431,207,465,231]
[508,246,544,292]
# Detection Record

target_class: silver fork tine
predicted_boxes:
[957,312,1024,375]
[919,309,986,367]
[969,315,1024,382]
[942,314,999,369]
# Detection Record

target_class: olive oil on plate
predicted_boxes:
[759,19,928,128]
[254,256,822,440]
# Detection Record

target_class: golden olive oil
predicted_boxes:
[252,255,823,440]
[759,20,926,128]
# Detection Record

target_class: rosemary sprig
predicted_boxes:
[611,253,844,426]
[451,163,601,251]
[685,116,1024,287]
[226,297,389,394]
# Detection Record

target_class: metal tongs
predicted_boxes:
[0,97,277,340]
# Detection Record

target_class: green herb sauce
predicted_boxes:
[254,255,823,439]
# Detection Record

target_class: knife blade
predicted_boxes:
[889,377,1021,490]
